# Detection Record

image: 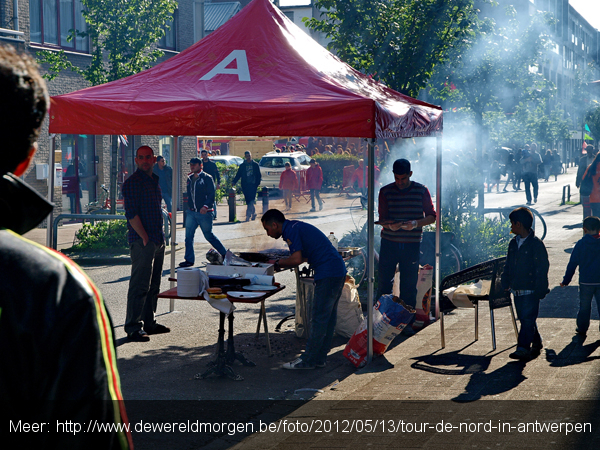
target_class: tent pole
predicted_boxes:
[46,135,57,248]
[366,138,375,365]
[436,135,444,348]
[169,136,179,312]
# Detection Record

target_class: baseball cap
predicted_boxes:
[392,158,411,175]
[189,157,202,164]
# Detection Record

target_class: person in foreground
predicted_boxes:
[0,44,132,448]
[123,145,170,341]
[501,207,549,361]
[261,209,346,369]
[560,216,600,336]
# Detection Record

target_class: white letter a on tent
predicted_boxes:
[200,50,251,82]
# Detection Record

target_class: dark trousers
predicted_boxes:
[377,239,420,309]
[303,276,346,365]
[513,293,542,351]
[577,285,600,333]
[523,172,539,203]
[125,240,165,335]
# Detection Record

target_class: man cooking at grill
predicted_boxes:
[378,159,436,335]
[261,209,346,370]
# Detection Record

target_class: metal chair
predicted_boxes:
[438,257,519,350]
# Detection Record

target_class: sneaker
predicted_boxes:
[315,361,326,368]
[530,344,543,357]
[282,358,315,370]
[509,348,531,360]
[251,214,257,221]
[127,330,150,342]
[145,324,170,335]
[526,202,532,206]
[576,328,587,336]
[310,208,316,212]
[319,204,323,211]
[179,261,194,268]
[534,198,537,203]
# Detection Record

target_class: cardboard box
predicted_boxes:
[206,263,274,277]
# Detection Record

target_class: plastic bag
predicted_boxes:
[343,294,414,368]
[335,276,364,338]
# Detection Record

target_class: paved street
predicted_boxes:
[24,168,599,449]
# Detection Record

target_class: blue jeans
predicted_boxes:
[303,276,346,365]
[513,293,542,351]
[377,239,420,309]
[577,285,600,333]
[523,172,538,203]
[245,200,256,220]
[162,192,172,212]
[184,210,227,264]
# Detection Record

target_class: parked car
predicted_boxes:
[210,155,244,166]
[259,151,311,189]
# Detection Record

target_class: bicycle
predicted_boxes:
[86,184,110,214]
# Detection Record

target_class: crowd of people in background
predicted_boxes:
[480,143,565,206]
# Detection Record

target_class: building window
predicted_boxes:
[30,0,89,51]
[158,13,176,50]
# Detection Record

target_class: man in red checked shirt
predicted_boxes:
[377,159,436,335]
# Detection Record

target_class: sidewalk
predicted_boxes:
[228,177,600,449]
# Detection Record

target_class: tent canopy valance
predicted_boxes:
[49,0,442,139]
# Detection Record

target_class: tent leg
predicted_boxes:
[169,136,179,312]
[366,138,375,365]
[436,135,444,349]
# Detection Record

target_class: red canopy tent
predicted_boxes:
[49,0,441,138]
[48,0,446,358]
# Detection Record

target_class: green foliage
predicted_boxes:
[37,0,177,86]
[304,0,478,97]
[69,219,129,253]
[313,154,359,187]
[586,104,600,145]
[440,214,511,270]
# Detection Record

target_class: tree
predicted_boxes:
[37,0,177,86]
[429,6,556,209]
[587,104,600,146]
[304,0,479,98]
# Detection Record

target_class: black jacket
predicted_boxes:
[0,173,131,449]
[187,170,216,211]
[501,230,549,300]
[232,160,261,201]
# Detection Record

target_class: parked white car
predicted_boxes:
[210,155,244,166]
[259,151,311,189]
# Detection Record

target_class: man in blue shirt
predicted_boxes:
[262,209,346,369]
[123,145,170,342]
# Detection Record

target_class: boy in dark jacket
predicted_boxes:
[501,207,549,360]
[560,216,600,335]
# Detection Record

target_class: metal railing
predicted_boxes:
[52,210,171,250]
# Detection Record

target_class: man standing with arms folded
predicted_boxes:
[180,158,227,267]
[153,155,173,211]
[123,145,170,341]
[232,151,262,221]
[0,44,132,448]
[377,159,436,335]
[261,209,346,369]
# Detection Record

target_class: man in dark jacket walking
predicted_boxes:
[201,149,221,219]
[232,151,262,221]
[501,207,549,361]
[180,158,227,267]
[0,44,132,449]
[576,145,597,220]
